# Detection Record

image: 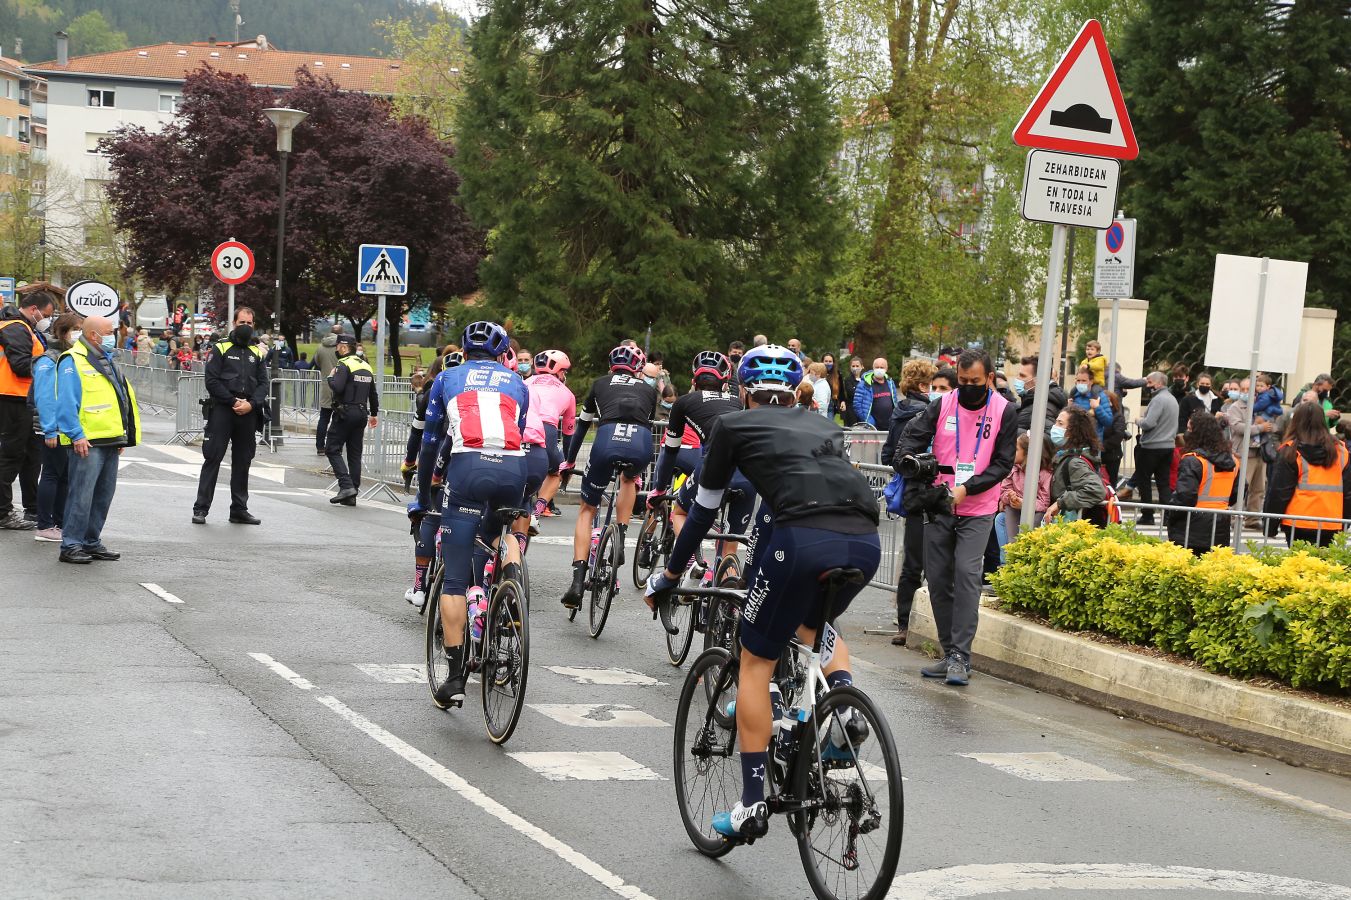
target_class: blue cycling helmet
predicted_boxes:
[462,321,510,356]
[737,344,803,392]
[609,344,645,374]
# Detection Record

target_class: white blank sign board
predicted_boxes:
[1204,254,1308,374]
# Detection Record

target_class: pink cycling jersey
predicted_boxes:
[524,373,577,446]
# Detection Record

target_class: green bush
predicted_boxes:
[989,521,1351,693]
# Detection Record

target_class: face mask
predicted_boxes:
[928,391,941,402]
[730,353,742,364]
[873,368,886,380]
[851,368,862,377]
[643,375,658,387]
[1049,425,1067,446]
[69,330,83,344]
[1228,390,1242,401]
[1011,379,1026,396]
[1197,386,1211,396]
[825,363,834,373]
[100,334,116,350]
[1076,383,1090,395]
[356,350,366,359]
[1318,389,1330,401]
[517,362,531,375]
[233,324,254,345]
[957,383,988,410]
[35,316,52,333]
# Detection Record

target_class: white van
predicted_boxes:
[136,295,170,335]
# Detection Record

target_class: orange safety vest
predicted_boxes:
[1185,452,1238,510]
[0,316,41,397]
[1283,442,1349,530]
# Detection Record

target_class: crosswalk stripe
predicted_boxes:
[508,751,664,782]
[961,751,1131,782]
[545,666,667,686]
[529,704,670,728]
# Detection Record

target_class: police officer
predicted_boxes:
[193,307,269,525]
[326,335,379,506]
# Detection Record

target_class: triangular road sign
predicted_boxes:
[361,249,404,287]
[1014,19,1138,160]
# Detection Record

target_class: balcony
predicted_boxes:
[30,102,45,125]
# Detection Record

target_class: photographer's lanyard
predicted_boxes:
[952,389,991,486]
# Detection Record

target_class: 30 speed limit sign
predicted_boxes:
[211,240,255,285]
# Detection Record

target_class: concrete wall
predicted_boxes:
[1291,307,1338,396]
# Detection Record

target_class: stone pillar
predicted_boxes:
[1099,299,1149,471]
[1291,307,1337,399]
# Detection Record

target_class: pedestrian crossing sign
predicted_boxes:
[357,244,409,296]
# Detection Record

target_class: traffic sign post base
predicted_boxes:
[1020,223,1069,532]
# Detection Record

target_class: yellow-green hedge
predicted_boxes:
[989,521,1351,693]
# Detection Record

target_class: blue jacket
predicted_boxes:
[852,372,899,428]
[1253,385,1284,422]
[33,353,60,439]
[1069,384,1114,441]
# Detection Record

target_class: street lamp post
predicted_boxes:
[262,107,308,447]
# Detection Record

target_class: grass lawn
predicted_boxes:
[295,343,441,370]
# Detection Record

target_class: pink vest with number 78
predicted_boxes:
[930,389,1009,517]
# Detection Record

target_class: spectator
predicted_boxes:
[118,302,132,346]
[266,336,295,370]
[806,361,831,417]
[787,338,805,361]
[852,356,899,430]
[31,312,81,543]
[1014,354,1067,435]
[881,359,937,474]
[54,316,139,564]
[1045,405,1108,524]
[293,352,314,371]
[642,360,677,415]
[1078,340,1107,387]
[1168,363,1191,401]
[155,333,170,357]
[727,341,746,387]
[1263,400,1351,547]
[1069,364,1114,442]
[996,432,1053,560]
[1125,371,1177,525]
[313,325,343,456]
[1222,377,1268,529]
[794,379,816,411]
[1168,411,1239,554]
[516,347,533,377]
[1177,371,1223,436]
[135,328,153,366]
[1100,390,1128,485]
[1253,373,1284,423]
[992,370,1017,404]
[0,289,56,530]
[123,329,136,352]
[176,343,195,372]
[751,334,767,347]
[1299,374,1342,430]
[840,356,864,425]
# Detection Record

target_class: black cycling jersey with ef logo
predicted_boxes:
[581,373,657,427]
[664,389,742,448]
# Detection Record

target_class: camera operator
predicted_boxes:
[897,348,1017,685]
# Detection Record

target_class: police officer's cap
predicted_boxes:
[336,335,357,348]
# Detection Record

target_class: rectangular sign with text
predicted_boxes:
[1020,149,1120,230]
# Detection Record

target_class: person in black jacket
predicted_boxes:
[1176,372,1224,437]
[1014,354,1066,435]
[1263,401,1351,547]
[1167,411,1239,554]
[192,307,269,525]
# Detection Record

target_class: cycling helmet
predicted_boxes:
[500,345,518,370]
[691,350,731,383]
[442,350,464,369]
[609,344,645,374]
[737,344,803,392]
[534,350,571,376]
[462,320,510,356]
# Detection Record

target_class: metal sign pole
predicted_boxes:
[375,292,387,491]
[1107,297,1120,395]
[227,282,235,325]
[1231,257,1269,550]
[1021,224,1070,531]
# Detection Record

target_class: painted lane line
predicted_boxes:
[248,653,315,690]
[139,582,184,605]
[962,751,1132,783]
[115,481,306,495]
[529,704,670,728]
[316,695,657,900]
[887,863,1351,899]
[354,663,479,686]
[1138,751,1351,824]
[507,751,664,782]
[545,666,667,686]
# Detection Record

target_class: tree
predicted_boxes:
[1118,0,1350,329]
[455,0,846,369]
[383,7,470,142]
[65,11,130,55]
[101,68,483,373]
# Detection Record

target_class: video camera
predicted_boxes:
[897,452,955,518]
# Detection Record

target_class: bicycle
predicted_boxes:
[659,488,751,667]
[670,567,904,900]
[567,460,642,639]
[425,505,531,745]
[633,492,675,590]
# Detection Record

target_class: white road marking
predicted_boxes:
[115,480,306,496]
[545,666,667,686]
[887,863,1351,898]
[316,695,657,900]
[139,582,184,605]
[962,751,1131,782]
[248,653,315,690]
[1138,751,1351,824]
[527,536,573,546]
[355,663,425,684]
[823,760,895,785]
[529,704,670,728]
[508,751,663,782]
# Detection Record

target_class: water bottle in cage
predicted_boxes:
[467,586,488,641]
[587,527,601,566]
[483,556,495,588]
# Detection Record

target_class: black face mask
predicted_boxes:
[232,324,254,345]
[1318,389,1330,402]
[957,383,989,410]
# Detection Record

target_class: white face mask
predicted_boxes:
[873,368,886,380]
[69,330,83,344]
[35,316,52,332]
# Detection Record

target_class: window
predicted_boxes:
[0,117,12,139]
[4,80,13,100]
[87,89,115,108]
[158,94,181,114]
[17,116,29,143]
[85,132,112,154]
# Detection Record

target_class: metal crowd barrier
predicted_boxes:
[1113,500,1349,552]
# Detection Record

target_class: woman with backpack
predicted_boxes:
[1045,405,1108,525]
[1168,411,1239,554]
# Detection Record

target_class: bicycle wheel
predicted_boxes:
[715,553,741,589]
[588,525,619,638]
[792,685,904,900]
[664,591,696,667]
[481,578,530,744]
[632,508,662,589]
[673,647,739,858]
[418,558,439,617]
[424,566,453,709]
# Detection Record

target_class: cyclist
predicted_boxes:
[526,350,576,532]
[646,344,881,839]
[404,348,463,607]
[559,344,658,609]
[426,322,529,708]
[645,351,754,568]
